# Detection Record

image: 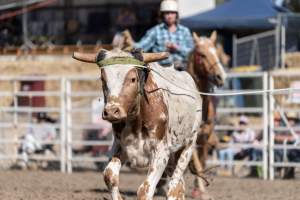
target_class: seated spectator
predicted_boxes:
[218,116,256,170]
[18,113,57,169]
[274,111,300,179]
[218,130,234,169]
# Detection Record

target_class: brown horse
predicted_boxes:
[187,31,227,200]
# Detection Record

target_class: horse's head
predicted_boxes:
[73,48,169,123]
[112,30,135,49]
[192,31,226,87]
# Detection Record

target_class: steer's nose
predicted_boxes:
[102,104,126,122]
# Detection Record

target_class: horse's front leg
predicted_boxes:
[137,141,170,200]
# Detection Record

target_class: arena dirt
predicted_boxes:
[0,170,299,200]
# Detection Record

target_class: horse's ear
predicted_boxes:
[192,32,200,42]
[210,31,217,44]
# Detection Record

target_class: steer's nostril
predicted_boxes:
[216,75,222,81]
[114,108,120,115]
[103,110,108,117]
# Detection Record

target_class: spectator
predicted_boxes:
[218,116,257,172]
[18,113,57,169]
[274,111,300,179]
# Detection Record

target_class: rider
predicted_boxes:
[129,0,194,70]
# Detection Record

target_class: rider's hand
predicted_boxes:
[166,42,179,52]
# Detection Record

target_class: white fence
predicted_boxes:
[209,72,268,180]
[269,71,300,180]
[0,72,299,179]
[65,76,113,173]
[0,76,66,172]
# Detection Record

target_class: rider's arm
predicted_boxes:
[134,27,156,52]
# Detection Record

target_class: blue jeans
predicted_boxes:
[219,148,234,168]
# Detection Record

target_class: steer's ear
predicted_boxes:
[142,52,169,63]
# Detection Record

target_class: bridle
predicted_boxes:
[194,51,221,74]
[193,50,219,92]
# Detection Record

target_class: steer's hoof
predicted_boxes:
[191,188,214,200]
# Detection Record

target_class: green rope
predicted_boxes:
[97,57,145,68]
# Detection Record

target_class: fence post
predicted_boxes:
[280,15,286,69]
[232,34,237,67]
[66,79,73,173]
[262,73,268,180]
[275,15,280,68]
[60,78,66,173]
[268,75,275,180]
[12,80,18,126]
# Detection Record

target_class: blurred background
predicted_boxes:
[0,0,300,184]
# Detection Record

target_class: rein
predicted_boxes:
[193,51,216,93]
[194,52,221,76]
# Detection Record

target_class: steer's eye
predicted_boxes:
[131,78,136,83]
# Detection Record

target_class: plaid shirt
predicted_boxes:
[135,23,194,65]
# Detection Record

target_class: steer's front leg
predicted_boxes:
[167,143,195,200]
[137,141,170,200]
[103,157,123,200]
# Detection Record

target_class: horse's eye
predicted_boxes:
[131,78,136,83]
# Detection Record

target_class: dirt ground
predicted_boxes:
[0,170,299,200]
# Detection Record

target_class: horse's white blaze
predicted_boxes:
[209,47,227,81]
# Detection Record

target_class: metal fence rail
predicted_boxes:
[209,72,268,180]
[269,71,300,180]
[65,76,113,173]
[0,77,66,172]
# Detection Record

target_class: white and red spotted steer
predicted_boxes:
[73,48,202,200]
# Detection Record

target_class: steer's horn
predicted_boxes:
[72,52,97,63]
[142,52,169,63]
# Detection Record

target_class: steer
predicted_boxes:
[73,48,202,200]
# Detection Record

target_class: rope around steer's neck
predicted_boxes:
[97,57,145,67]
[97,59,300,96]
